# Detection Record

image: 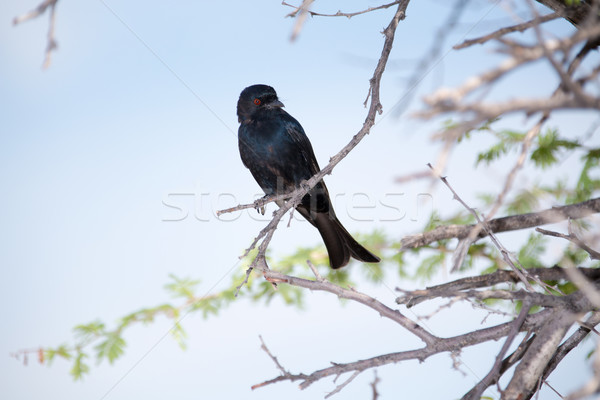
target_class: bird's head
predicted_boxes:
[237,84,285,123]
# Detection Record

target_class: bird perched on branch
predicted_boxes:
[237,84,380,269]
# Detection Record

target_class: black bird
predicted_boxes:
[237,84,380,269]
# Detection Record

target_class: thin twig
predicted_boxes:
[13,0,59,69]
[325,370,362,399]
[370,371,380,400]
[463,302,531,400]
[306,260,324,282]
[428,163,534,290]
[288,0,314,41]
[454,12,561,50]
[216,193,292,216]
[536,226,600,261]
[13,0,57,25]
[526,1,589,105]
[452,115,546,272]
[252,335,308,390]
[259,335,287,375]
[544,381,565,399]
[283,0,403,19]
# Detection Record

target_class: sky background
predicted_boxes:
[1,1,599,399]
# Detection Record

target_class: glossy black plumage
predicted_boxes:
[237,84,380,269]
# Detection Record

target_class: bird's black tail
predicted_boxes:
[312,212,381,269]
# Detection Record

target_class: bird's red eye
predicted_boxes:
[253,98,261,105]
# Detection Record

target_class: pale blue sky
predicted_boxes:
[1,1,598,399]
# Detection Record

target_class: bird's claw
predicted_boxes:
[254,194,269,215]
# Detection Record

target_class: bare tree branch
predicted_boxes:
[370,371,380,400]
[504,308,575,398]
[536,312,600,395]
[324,370,362,399]
[408,287,591,310]
[536,226,600,261]
[254,304,554,391]
[251,263,598,395]
[13,0,57,25]
[282,0,403,19]
[454,12,561,50]
[418,22,600,139]
[401,197,600,250]
[462,302,532,400]
[396,266,600,307]
[251,335,308,390]
[262,269,437,345]
[288,0,314,41]
[13,0,59,69]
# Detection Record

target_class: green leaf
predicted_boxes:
[170,319,188,350]
[45,344,72,365]
[73,321,105,341]
[559,243,598,267]
[517,233,547,269]
[276,284,304,306]
[505,187,544,215]
[164,274,201,299]
[569,148,600,202]
[475,129,526,166]
[191,297,223,318]
[95,333,126,364]
[362,262,385,283]
[476,141,509,165]
[390,248,409,279]
[476,193,496,206]
[461,243,490,271]
[530,129,579,169]
[70,352,90,380]
[415,252,446,280]
[325,268,353,286]
[558,281,577,295]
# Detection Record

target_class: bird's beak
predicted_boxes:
[270,100,285,108]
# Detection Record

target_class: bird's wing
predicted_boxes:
[280,110,332,214]
[281,113,321,177]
